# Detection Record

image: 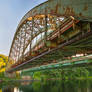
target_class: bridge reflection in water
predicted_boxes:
[6,0,92,73]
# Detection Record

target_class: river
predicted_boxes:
[0,79,92,92]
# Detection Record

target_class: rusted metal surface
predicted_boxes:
[7,0,92,71]
[9,0,92,57]
[7,30,92,72]
[18,0,92,25]
[9,14,66,64]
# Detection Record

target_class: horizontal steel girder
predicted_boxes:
[21,55,92,73]
[7,31,92,72]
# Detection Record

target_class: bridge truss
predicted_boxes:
[7,0,92,72]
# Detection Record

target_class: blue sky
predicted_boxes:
[0,0,47,56]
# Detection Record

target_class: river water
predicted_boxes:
[0,80,92,92]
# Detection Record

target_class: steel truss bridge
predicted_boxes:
[6,0,92,73]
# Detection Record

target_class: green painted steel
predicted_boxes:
[19,0,92,26]
[21,57,92,75]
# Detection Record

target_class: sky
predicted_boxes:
[0,0,47,56]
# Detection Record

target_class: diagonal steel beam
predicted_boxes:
[7,31,92,72]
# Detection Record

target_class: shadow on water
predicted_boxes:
[1,79,92,92]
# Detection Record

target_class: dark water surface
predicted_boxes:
[0,80,92,92]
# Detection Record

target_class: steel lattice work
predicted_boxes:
[7,0,92,72]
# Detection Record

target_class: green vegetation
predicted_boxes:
[0,54,8,81]
[0,54,20,81]
[0,54,92,81]
[31,67,92,80]
[0,54,8,73]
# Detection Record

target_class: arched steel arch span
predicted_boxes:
[7,0,92,72]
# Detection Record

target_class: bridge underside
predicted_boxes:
[14,55,92,74]
[7,0,92,72]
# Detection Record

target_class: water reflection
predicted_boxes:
[0,80,92,92]
[3,87,14,92]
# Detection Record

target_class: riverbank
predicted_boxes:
[1,76,92,82]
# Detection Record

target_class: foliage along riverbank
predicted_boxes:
[0,54,8,73]
[0,54,92,81]
[0,54,10,82]
[32,67,92,80]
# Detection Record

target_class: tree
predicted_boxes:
[0,54,8,73]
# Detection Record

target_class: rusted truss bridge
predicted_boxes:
[7,0,92,72]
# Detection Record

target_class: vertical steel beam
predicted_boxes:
[30,17,34,55]
[18,30,22,63]
[44,15,48,47]
[22,26,26,61]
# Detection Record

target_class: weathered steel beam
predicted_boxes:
[19,0,92,27]
[8,0,92,72]
[9,0,92,59]
[7,30,92,72]
[29,17,34,55]
[21,55,92,73]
